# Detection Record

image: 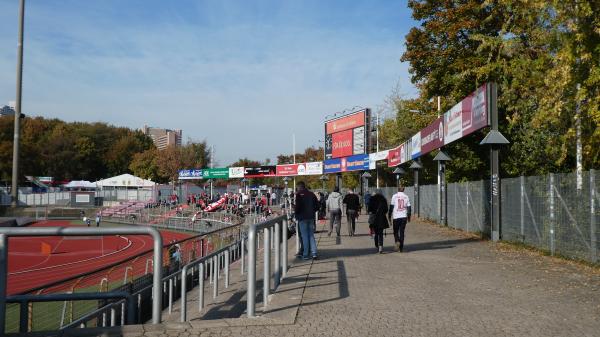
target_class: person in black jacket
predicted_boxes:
[295,181,319,260]
[343,189,360,236]
[367,189,389,254]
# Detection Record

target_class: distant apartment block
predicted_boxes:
[0,105,15,116]
[142,125,182,150]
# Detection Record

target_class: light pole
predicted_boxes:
[282,177,290,211]
[433,151,451,226]
[11,0,26,208]
[241,178,248,194]
[319,175,328,191]
[392,167,405,188]
[409,160,423,218]
[361,171,372,196]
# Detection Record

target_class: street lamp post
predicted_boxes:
[409,160,423,218]
[433,151,452,226]
[319,175,328,192]
[361,171,372,196]
[392,167,405,188]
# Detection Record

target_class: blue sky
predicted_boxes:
[0,0,418,166]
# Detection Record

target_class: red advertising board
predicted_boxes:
[276,164,299,176]
[326,111,365,134]
[461,83,488,138]
[331,129,353,158]
[420,117,444,155]
[387,145,402,167]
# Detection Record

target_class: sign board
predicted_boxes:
[202,168,230,179]
[420,117,444,155]
[411,132,421,159]
[228,167,245,178]
[244,166,277,178]
[443,83,489,146]
[324,154,369,174]
[324,109,370,160]
[276,164,299,176]
[387,145,402,167]
[178,169,203,180]
[305,162,323,175]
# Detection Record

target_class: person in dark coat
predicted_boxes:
[367,189,389,254]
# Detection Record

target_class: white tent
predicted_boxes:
[95,174,155,189]
[63,180,97,189]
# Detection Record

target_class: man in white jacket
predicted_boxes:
[326,187,343,237]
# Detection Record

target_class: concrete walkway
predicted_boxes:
[41,215,600,337]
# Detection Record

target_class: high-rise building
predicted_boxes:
[142,125,182,150]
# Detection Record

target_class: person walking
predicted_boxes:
[368,189,389,254]
[343,189,360,236]
[326,187,343,237]
[363,192,371,215]
[95,213,101,227]
[389,186,411,252]
[295,181,319,260]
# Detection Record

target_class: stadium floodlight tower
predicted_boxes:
[433,151,452,226]
[392,167,405,188]
[409,160,423,217]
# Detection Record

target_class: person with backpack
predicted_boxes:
[295,181,319,260]
[389,185,411,252]
[368,189,389,254]
[326,187,343,237]
[343,189,360,236]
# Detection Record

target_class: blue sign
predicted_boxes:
[323,154,369,174]
[178,169,203,180]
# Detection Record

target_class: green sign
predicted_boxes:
[202,168,230,179]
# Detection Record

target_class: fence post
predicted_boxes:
[0,234,8,331]
[241,237,245,275]
[549,173,556,255]
[246,224,257,317]
[466,182,470,232]
[263,228,271,308]
[274,221,281,288]
[282,218,288,278]
[212,255,218,298]
[198,263,205,311]
[591,170,597,263]
[180,267,188,322]
[520,176,525,241]
[225,249,230,289]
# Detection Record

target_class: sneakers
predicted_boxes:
[378,246,383,254]
[302,256,310,260]
[394,242,400,252]
[312,255,318,260]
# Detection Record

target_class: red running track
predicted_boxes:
[7,220,190,295]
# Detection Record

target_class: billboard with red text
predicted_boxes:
[325,109,370,160]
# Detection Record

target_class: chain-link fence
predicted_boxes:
[377,170,598,265]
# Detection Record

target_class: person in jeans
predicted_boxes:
[389,185,411,252]
[343,189,360,236]
[295,181,319,260]
[368,189,389,254]
[326,187,343,237]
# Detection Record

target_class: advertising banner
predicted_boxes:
[276,164,299,176]
[305,162,323,175]
[244,166,277,178]
[228,167,245,178]
[387,146,402,167]
[331,129,354,158]
[324,154,369,174]
[325,109,369,160]
[326,111,366,134]
[411,132,421,159]
[444,103,463,144]
[444,83,489,146]
[178,169,203,180]
[420,117,444,155]
[202,168,229,179]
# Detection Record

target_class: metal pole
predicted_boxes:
[440,163,447,225]
[274,222,281,288]
[224,249,230,289]
[246,225,256,317]
[212,255,218,298]
[0,234,6,330]
[520,176,525,240]
[263,227,271,308]
[549,173,555,255]
[241,237,245,274]
[413,169,419,218]
[198,263,205,311]
[180,267,187,322]
[282,218,288,278]
[11,0,25,208]
[489,83,501,241]
[168,279,173,314]
[590,170,597,263]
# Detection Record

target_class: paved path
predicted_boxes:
[44,215,600,337]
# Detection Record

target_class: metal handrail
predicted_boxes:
[7,292,135,333]
[246,215,288,317]
[0,226,163,330]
